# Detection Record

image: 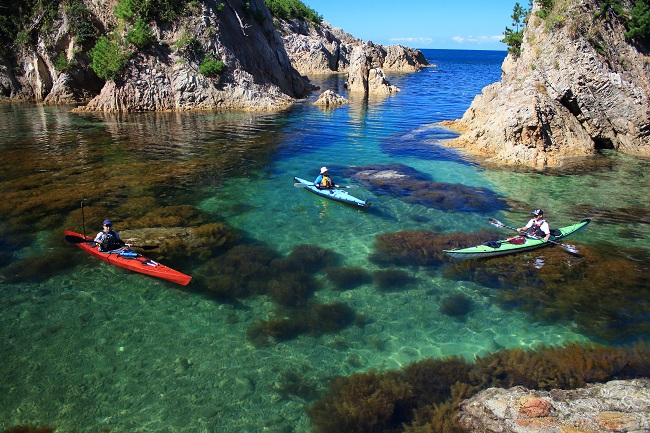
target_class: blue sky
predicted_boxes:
[303,1,518,50]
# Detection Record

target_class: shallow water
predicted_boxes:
[0,49,648,433]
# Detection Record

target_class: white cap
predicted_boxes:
[320,166,328,174]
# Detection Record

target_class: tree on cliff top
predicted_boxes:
[264,0,322,25]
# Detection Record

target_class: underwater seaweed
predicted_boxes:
[246,302,357,347]
[326,266,373,291]
[371,229,500,267]
[268,273,320,308]
[345,164,508,213]
[438,294,474,319]
[308,370,415,433]
[373,269,417,291]
[308,342,650,433]
[0,427,55,433]
[444,243,650,344]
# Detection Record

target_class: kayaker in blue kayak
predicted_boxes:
[94,219,130,252]
[517,209,551,241]
[313,166,339,189]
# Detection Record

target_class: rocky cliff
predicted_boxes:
[443,0,650,168]
[0,0,427,112]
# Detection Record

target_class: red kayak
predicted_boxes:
[64,229,192,286]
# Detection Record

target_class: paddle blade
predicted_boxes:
[560,243,580,254]
[488,218,504,228]
[293,183,311,188]
[344,184,360,189]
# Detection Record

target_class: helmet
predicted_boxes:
[103,219,112,226]
[320,166,328,174]
[532,209,543,217]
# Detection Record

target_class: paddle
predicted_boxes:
[65,234,159,250]
[488,218,580,254]
[294,182,359,189]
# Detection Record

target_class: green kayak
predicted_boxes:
[444,219,590,260]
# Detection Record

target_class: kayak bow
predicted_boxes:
[64,229,192,286]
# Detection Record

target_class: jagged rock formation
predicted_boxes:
[277,18,428,96]
[276,19,361,75]
[347,42,405,94]
[458,379,650,433]
[443,0,650,168]
[79,0,311,111]
[1,0,312,111]
[314,89,348,106]
[1,1,428,111]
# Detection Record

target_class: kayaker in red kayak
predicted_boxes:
[94,219,131,252]
[313,166,339,189]
[517,209,551,242]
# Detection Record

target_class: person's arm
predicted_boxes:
[313,175,323,187]
[517,220,532,233]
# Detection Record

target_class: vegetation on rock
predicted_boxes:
[264,0,322,25]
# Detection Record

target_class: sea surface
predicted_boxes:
[0,49,648,433]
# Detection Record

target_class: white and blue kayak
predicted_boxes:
[293,177,371,208]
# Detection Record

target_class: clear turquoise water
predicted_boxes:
[0,50,648,433]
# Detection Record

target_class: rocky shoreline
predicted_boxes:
[0,0,427,112]
[441,0,650,168]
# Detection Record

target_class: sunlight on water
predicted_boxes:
[0,50,647,433]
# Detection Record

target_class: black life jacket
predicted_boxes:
[527,219,547,238]
[99,230,123,252]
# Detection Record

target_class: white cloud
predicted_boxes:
[390,37,434,45]
[452,35,504,44]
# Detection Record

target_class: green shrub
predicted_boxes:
[115,0,190,23]
[126,18,155,48]
[626,0,650,44]
[66,0,95,44]
[54,52,72,71]
[89,36,130,80]
[199,57,225,77]
[264,0,322,25]
[114,0,135,21]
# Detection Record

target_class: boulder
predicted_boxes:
[314,89,348,106]
[458,379,650,433]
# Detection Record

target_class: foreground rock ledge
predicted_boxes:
[458,379,650,433]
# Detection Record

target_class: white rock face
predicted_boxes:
[443,1,650,167]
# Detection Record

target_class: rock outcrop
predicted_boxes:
[314,89,348,106]
[458,379,650,433]
[1,0,312,111]
[443,0,650,168]
[78,0,311,112]
[277,18,428,96]
[0,0,427,110]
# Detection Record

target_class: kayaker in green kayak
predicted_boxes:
[313,167,339,189]
[517,209,551,242]
[94,219,131,252]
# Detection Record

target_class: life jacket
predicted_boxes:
[99,230,123,252]
[527,219,548,238]
[320,174,334,188]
